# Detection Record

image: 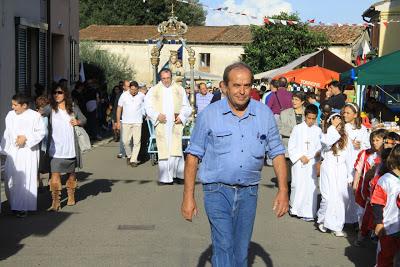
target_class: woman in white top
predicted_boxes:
[46,85,86,211]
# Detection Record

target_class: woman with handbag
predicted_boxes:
[45,84,87,211]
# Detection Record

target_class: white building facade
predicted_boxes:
[0,0,80,133]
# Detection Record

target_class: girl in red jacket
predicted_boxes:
[353,129,387,244]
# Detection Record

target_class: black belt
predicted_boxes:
[205,182,257,189]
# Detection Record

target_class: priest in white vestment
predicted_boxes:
[0,95,46,216]
[288,106,322,220]
[144,69,192,184]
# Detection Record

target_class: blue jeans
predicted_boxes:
[203,183,258,267]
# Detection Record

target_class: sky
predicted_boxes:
[200,0,378,26]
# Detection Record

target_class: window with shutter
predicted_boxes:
[38,30,47,88]
[27,29,32,94]
[15,17,48,96]
[199,53,211,72]
[15,25,29,95]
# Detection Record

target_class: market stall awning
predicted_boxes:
[184,70,222,81]
[340,50,400,85]
[254,49,352,80]
[274,66,339,89]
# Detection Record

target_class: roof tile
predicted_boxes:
[309,25,366,45]
[80,24,365,45]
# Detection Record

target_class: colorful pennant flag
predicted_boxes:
[174,0,400,28]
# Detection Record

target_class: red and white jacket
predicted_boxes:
[354,150,381,207]
[371,172,400,235]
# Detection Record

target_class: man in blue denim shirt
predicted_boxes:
[182,62,289,266]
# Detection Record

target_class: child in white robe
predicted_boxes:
[0,94,45,217]
[317,113,353,237]
[288,104,322,221]
[342,102,370,224]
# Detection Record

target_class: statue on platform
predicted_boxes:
[169,50,185,83]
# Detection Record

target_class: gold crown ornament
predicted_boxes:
[157,4,188,38]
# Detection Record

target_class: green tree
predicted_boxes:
[80,0,206,29]
[80,41,135,89]
[243,13,329,74]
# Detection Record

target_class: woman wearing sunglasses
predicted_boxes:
[43,84,87,211]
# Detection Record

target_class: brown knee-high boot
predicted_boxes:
[49,179,62,211]
[66,179,78,206]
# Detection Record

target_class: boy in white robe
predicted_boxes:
[0,94,45,217]
[288,104,322,221]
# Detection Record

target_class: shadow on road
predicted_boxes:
[0,210,72,261]
[74,178,113,204]
[197,242,273,267]
[344,230,376,267]
[0,172,114,261]
[75,171,94,182]
[0,156,72,261]
[46,172,114,208]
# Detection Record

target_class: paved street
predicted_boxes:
[0,141,376,267]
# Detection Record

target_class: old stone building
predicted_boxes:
[363,0,400,57]
[80,24,369,86]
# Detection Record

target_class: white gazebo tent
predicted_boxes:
[184,70,222,81]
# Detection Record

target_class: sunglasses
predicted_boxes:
[53,91,64,95]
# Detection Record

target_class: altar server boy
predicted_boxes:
[288,104,322,221]
[0,94,45,217]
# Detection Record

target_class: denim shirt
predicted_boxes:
[186,98,285,186]
[196,93,214,114]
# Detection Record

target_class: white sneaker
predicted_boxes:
[318,224,327,233]
[332,231,346,237]
[301,217,315,222]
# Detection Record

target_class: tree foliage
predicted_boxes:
[80,0,206,29]
[243,13,329,74]
[80,41,135,89]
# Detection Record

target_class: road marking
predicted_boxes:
[117,225,155,230]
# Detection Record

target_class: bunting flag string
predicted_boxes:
[175,0,400,28]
